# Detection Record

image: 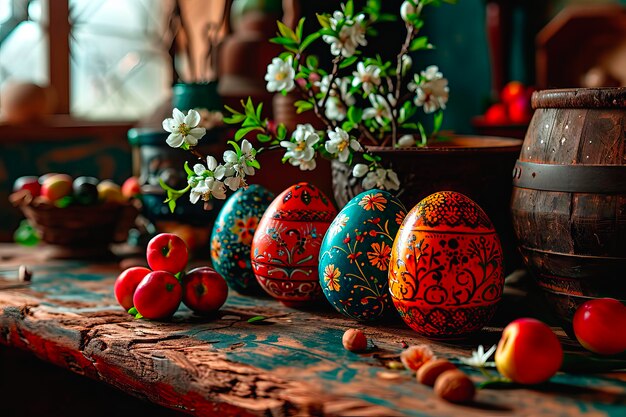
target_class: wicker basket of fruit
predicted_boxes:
[10,174,140,249]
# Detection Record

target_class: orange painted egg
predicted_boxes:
[251,183,337,306]
[389,191,505,338]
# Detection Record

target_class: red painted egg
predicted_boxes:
[389,191,505,338]
[251,183,337,306]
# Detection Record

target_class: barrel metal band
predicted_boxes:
[512,161,626,193]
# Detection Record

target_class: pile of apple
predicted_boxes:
[494,298,626,385]
[13,174,141,207]
[482,81,534,125]
[114,233,228,320]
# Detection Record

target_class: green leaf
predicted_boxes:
[339,55,358,69]
[270,37,299,47]
[410,36,429,51]
[316,13,330,28]
[223,104,242,115]
[228,140,242,156]
[183,161,194,177]
[256,102,264,120]
[277,123,287,140]
[135,312,143,319]
[319,28,336,37]
[345,0,354,16]
[128,307,138,316]
[417,122,427,146]
[347,106,363,124]
[295,100,314,114]
[277,20,297,41]
[300,32,321,52]
[433,110,444,134]
[247,315,267,324]
[305,55,319,69]
[246,159,261,169]
[257,133,272,143]
[223,113,246,124]
[235,126,262,141]
[295,17,305,41]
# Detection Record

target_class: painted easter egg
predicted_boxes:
[251,182,337,306]
[389,191,505,338]
[210,185,274,294]
[319,190,407,321]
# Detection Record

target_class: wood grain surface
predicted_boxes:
[0,245,625,417]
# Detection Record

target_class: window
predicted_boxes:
[0,0,173,121]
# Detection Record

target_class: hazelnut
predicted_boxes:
[400,344,435,371]
[342,329,367,352]
[416,359,457,386]
[433,370,475,404]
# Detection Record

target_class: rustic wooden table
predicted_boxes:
[0,244,624,417]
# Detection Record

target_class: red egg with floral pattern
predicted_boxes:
[389,191,505,338]
[251,183,337,306]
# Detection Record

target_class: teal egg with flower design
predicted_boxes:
[319,189,407,321]
[211,184,274,294]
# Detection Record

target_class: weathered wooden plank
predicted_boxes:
[0,246,625,416]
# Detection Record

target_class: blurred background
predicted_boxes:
[0,0,625,243]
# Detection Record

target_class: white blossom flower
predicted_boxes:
[400,1,418,23]
[320,78,355,121]
[280,124,319,166]
[363,94,395,126]
[265,56,295,93]
[362,168,400,191]
[324,97,347,121]
[162,108,206,148]
[189,177,227,203]
[397,134,416,148]
[322,13,367,58]
[352,62,381,95]
[293,158,317,171]
[351,14,367,49]
[197,109,224,129]
[223,139,258,179]
[352,163,369,178]
[409,66,449,114]
[401,54,412,75]
[325,127,362,162]
[458,345,496,368]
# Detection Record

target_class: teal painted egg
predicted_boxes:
[319,189,407,321]
[210,184,274,294]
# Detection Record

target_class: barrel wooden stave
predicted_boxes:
[511,87,626,328]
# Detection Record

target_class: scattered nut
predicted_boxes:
[416,359,457,386]
[433,370,476,404]
[400,344,435,371]
[342,329,368,352]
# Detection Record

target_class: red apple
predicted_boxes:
[121,176,141,199]
[181,267,228,315]
[495,318,563,384]
[114,266,151,311]
[40,173,73,203]
[484,103,509,125]
[573,298,626,355]
[508,96,532,124]
[133,271,182,320]
[13,176,41,197]
[146,233,189,274]
[501,81,526,104]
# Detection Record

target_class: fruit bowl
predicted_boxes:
[10,190,139,253]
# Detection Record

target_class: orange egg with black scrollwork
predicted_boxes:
[389,191,504,338]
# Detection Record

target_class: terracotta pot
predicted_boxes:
[510,87,626,334]
[331,135,523,272]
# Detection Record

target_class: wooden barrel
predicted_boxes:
[511,87,626,330]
